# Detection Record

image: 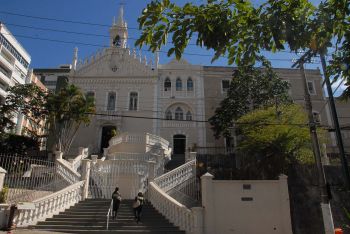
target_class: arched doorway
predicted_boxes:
[173,134,186,155]
[100,126,117,153]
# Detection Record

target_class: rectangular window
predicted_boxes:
[222,80,230,93]
[307,81,316,95]
[107,92,116,110]
[129,92,138,111]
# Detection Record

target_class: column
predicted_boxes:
[201,172,214,234]
[81,159,91,200]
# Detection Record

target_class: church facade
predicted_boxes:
[68,6,334,156]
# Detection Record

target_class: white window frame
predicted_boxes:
[128,91,139,111]
[176,77,182,91]
[175,107,184,120]
[187,77,194,91]
[107,91,116,111]
[164,77,171,91]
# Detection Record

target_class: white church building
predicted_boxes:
[69,6,333,158]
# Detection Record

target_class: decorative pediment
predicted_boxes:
[73,47,156,78]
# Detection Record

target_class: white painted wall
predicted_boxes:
[201,173,292,234]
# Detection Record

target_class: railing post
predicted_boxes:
[81,159,91,200]
[191,207,204,234]
[0,167,7,192]
[54,151,63,160]
[201,172,214,234]
[148,160,156,182]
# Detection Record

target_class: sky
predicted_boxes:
[0,0,344,94]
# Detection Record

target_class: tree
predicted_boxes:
[0,84,48,138]
[208,58,291,138]
[47,84,95,153]
[235,104,318,179]
[136,0,350,97]
[0,83,95,155]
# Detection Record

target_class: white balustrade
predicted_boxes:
[108,152,153,161]
[68,147,89,171]
[162,121,196,128]
[56,159,81,184]
[148,159,203,233]
[15,181,85,227]
[154,160,196,192]
[148,181,203,234]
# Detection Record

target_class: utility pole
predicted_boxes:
[319,49,350,190]
[292,51,334,234]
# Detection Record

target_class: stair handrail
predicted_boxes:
[106,199,113,230]
[68,147,89,171]
[14,180,85,227]
[149,159,203,234]
[149,181,203,233]
[154,159,196,192]
[56,158,81,184]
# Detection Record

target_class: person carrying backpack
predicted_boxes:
[134,192,144,223]
[111,187,122,219]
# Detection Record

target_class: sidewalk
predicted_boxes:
[1,230,68,234]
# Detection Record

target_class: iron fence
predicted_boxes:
[0,153,69,203]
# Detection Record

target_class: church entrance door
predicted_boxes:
[173,134,186,155]
[100,126,117,153]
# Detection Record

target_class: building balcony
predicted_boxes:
[161,89,195,98]
[0,68,12,86]
[162,120,196,128]
[0,50,15,70]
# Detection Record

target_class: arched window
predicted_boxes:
[165,110,172,120]
[186,111,192,121]
[113,35,121,47]
[164,77,171,91]
[107,92,116,110]
[129,92,138,111]
[176,78,182,91]
[175,107,183,120]
[187,78,193,91]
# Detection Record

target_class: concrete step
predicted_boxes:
[31,199,182,233]
[28,229,185,234]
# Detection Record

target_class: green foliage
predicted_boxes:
[0,186,8,203]
[47,84,95,153]
[0,84,48,138]
[208,58,291,138]
[136,0,350,98]
[236,104,318,179]
[0,83,95,154]
[0,134,40,154]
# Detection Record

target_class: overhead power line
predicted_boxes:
[1,32,322,63]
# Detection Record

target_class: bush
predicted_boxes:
[0,186,8,203]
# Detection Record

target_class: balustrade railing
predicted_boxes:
[56,159,81,184]
[68,148,89,173]
[149,159,203,233]
[108,152,153,161]
[0,154,69,203]
[154,160,196,192]
[15,181,85,227]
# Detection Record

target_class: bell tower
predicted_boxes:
[109,4,128,48]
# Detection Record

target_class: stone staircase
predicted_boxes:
[28,199,185,233]
[165,154,185,171]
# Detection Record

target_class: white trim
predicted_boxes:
[127,90,139,111]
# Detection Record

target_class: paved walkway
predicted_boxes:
[1,230,68,234]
